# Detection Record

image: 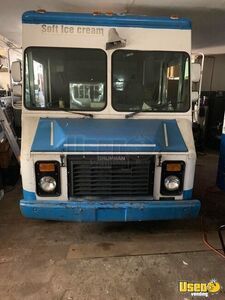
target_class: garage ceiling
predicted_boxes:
[0,0,225,54]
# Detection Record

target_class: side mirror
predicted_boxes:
[12,84,22,97]
[11,61,22,82]
[191,63,201,83]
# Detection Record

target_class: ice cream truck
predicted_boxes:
[217,112,225,192]
[19,11,201,221]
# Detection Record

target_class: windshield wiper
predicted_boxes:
[61,109,93,118]
[125,111,142,119]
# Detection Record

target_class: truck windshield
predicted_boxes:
[24,47,107,111]
[112,50,190,112]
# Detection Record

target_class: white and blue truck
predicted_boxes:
[19,11,201,221]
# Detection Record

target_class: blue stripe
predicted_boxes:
[23,190,36,201]
[183,189,193,200]
[217,133,225,191]
[22,11,191,30]
[20,199,200,222]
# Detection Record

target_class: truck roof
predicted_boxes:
[22,11,191,30]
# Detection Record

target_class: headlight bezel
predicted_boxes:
[35,161,61,197]
[160,161,185,195]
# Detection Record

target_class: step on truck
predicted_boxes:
[18,11,201,221]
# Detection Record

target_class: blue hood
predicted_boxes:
[31,118,187,153]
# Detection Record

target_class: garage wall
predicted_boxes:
[202,54,225,91]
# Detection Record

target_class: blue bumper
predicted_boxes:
[20,199,201,222]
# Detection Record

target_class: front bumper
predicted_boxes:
[20,199,201,222]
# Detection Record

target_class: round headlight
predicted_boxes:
[39,176,56,192]
[164,176,180,191]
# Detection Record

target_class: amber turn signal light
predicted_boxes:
[166,163,182,172]
[39,163,55,172]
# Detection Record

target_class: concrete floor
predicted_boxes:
[0,152,225,300]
